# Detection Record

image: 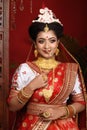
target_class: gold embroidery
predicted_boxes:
[29,115,33,120]
[22,122,27,127]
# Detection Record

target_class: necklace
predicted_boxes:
[34,57,57,102]
[42,68,55,102]
[35,57,58,70]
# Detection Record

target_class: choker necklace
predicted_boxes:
[35,57,58,70]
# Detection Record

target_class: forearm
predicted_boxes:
[8,96,26,111]
[70,102,85,114]
[60,102,85,119]
[8,84,34,112]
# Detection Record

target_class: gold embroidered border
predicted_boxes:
[49,63,78,104]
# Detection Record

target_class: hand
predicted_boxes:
[40,107,66,121]
[29,73,48,91]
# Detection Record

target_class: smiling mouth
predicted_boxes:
[43,49,53,56]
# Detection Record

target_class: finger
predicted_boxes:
[42,82,48,87]
[41,74,48,82]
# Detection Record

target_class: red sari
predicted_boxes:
[13,62,80,130]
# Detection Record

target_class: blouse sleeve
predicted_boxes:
[11,63,38,90]
[71,74,82,95]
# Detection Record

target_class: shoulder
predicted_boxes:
[15,62,33,74]
[65,62,79,71]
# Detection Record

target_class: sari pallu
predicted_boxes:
[13,62,79,130]
[27,62,79,130]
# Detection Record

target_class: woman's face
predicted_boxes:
[35,30,59,59]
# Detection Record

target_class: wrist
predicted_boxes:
[28,82,36,91]
[17,87,34,104]
[60,105,76,119]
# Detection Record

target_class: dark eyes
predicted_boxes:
[37,39,57,44]
[38,40,45,44]
[50,39,57,43]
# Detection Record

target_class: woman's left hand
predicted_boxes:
[40,106,66,120]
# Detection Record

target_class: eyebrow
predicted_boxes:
[37,37,57,40]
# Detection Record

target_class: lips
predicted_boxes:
[43,49,51,54]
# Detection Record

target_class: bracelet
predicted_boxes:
[69,104,76,115]
[21,87,34,98]
[60,105,76,119]
[17,87,34,104]
[60,106,70,119]
[17,90,29,104]
[17,96,24,104]
[67,105,76,117]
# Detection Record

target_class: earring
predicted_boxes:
[55,48,59,56]
[34,49,38,57]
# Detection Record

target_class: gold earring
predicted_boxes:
[34,49,38,57]
[55,48,59,56]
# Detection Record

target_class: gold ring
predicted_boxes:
[42,111,51,118]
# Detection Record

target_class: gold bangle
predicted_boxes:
[17,96,24,104]
[70,105,76,115]
[17,87,34,104]
[21,87,33,98]
[17,90,29,104]
[60,106,70,119]
[67,105,75,118]
[60,105,76,119]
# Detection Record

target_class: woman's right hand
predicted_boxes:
[29,73,48,91]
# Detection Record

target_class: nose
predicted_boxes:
[44,41,49,49]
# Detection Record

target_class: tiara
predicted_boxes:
[32,7,63,26]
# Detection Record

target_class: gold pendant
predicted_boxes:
[42,87,53,102]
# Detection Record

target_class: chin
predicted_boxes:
[41,55,54,59]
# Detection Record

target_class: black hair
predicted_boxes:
[28,22,63,41]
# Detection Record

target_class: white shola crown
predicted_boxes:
[32,7,63,26]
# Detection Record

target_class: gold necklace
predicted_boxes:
[35,57,58,70]
[42,68,55,102]
[34,57,57,102]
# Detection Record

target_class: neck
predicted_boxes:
[35,56,58,69]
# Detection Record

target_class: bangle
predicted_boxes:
[17,90,29,104]
[60,105,76,119]
[17,87,34,104]
[17,96,24,104]
[21,87,34,98]
[67,105,76,117]
[69,104,76,115]
[60,106,70,119]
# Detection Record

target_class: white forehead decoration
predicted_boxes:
[32,7,63,26]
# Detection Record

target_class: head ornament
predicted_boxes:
[32,7,63,26]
